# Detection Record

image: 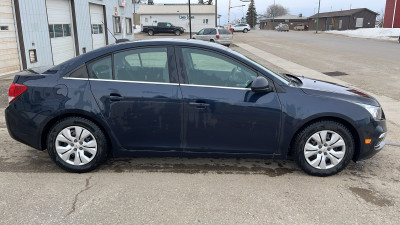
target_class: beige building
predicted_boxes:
[0,0,20,75]
[138,4,216,32]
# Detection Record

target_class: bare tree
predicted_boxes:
[264,4,289,18]
[377,8,384,28]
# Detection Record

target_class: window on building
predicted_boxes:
[48,24,72,38]
[145,18,148,22]
[1,26,9,31]
[91,24,104,34]
[203,19,208,24]
[113,16,121,34]
[29,49,37,63]
[126,18,132,34]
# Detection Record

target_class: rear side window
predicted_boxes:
[209,29,217,35]
[68,65,88,78]
[87,56,112,79]
[218,29,231,35]
[113,48,170,83]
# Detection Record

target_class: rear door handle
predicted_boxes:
[189,100,209,109]
[109,93,123,101]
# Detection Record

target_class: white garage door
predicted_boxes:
[46,0,75,65]
[0,1,20,74]
[89,4,106,50]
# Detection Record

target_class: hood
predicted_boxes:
[299,77,380,107]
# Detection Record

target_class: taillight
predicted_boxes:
[216,35,220,39]
[8,83,28,104]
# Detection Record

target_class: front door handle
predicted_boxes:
[109,93,123,101]
[189,100,209,109]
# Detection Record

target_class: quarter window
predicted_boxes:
[182,48,257,88]
[113,48,170,83]
[87,56,112,80]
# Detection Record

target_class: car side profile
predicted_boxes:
[231,24,251,33]
[192,28,233,46]
[6,39,386,176]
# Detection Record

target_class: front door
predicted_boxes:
[177,47,282,154]
[88,47,182,150]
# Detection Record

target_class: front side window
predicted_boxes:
[87,56,112,80]
[113,16,121,34]
[198,29,204,35]
[182,48,257,88]
[114,48,170,83]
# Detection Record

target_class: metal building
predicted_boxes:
[384,0,400,28]
[0,0,134,74]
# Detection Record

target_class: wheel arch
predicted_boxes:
[287,116,361,162]
[40,111,114,156]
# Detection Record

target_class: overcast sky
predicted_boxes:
[150,0,387,24]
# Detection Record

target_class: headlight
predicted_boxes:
[357,103,382,120]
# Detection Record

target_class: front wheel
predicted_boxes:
[47,117,108,173]
[293,121,354,176]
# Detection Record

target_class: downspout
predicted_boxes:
[393,0,398,28]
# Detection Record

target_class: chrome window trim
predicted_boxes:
[63,77,250,90]
[63,77,179,86]
[180,83,250,90]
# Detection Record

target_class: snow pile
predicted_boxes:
[134,25,141,34]
[325,28,400,41]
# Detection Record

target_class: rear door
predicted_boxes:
[177,47,282,154]
[88,47,182,151]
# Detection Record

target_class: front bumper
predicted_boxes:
[356,119,387,160]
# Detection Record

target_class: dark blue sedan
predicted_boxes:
[5,39,387,176]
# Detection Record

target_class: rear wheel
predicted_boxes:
[243,29,248,33]
[174,30,181,36]
[293,121,354,176]
[47,117,108,173]
[148,30,154,36]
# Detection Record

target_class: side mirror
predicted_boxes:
[251,76,273,93]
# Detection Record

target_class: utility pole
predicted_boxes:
[215,0,218,27]
[228,0,231,28]
[188,0,192,37]
[272,0,275,30]
[315,0,321,33]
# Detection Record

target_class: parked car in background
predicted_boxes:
[276,23,289,32]
[142,22,184,36]
[192,28,233,46]
[6,39,386,176]
[231,23,251,33]
[294,24,305,31]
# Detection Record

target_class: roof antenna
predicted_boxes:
[101,21,117,42]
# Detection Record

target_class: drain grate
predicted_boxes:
[323,71,349,76]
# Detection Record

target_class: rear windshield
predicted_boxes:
[218,29,231,35]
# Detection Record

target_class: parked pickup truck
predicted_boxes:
[142,22,185,36]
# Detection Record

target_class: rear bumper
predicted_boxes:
[215,39,233,45]
[5,106,45,150]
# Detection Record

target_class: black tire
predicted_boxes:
[293,120,355,176]
[243,29,248,33]
[210,39,215,42]
[148,30,154,36]
[47,117,108,173]
[174,30,181,36]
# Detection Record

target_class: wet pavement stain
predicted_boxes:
[349,187,394,207]
[103,158,297,177]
